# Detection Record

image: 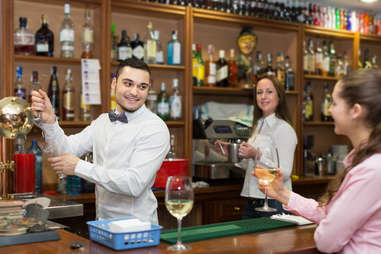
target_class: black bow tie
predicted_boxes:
[108,110,128,123]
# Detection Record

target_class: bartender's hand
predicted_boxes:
[238,142,257,159]
[48,153,80,176]
[31,89,56,124]
[252,168,291,206]
[214,140,229,155]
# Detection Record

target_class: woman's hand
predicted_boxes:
[31,89,56,124]
[214,140,229,155]
[238,141,257,159]
[252,168,291,206]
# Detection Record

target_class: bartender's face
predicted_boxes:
[111,66,150,113]
[256,78,279,117]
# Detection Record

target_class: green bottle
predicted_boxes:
[157,82,169,121]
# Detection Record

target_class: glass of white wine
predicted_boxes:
[254,144,279,212]
[165,176,194,251]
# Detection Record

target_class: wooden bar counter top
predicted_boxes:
[0,225,320,254]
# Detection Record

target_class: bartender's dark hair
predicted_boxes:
[115,58,151,80]
[252,75,292,131]
[319,69,381,206]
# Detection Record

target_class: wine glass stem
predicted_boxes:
[264,187,269,209]
[176,217,183,246]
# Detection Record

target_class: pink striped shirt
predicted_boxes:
[286,151,381,253]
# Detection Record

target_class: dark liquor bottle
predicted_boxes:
[216,50,229,87]
[35,14,54,57]
[48,66,60,121]
[28,71,40,104]
[62,69,75,121]
[14,66,26,100]
[228,49,238,87]
[14,17,35,56]
[117,30,132,61]
[320,83,332,122]
[131,33,144,61]
[302,81,314,122]
[284,56,295,91]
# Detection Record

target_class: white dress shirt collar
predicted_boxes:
[116,104,147,122]
[263,113,277,129]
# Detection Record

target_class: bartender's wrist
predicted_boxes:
[278,188,291,206]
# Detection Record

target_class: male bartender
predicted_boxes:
[31,58,170,224]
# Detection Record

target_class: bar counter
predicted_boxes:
[0,225,320,254]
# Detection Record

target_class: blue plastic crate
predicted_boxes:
[87,218,162,250]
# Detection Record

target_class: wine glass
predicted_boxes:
[254,143,279,212]
[165,176,194,251]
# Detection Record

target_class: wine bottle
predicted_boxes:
[216,50,228,87]
[35,14,54,57]
[48,66,60,120]
[157,82,170,121]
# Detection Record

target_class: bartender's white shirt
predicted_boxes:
[237,113,297,199]
[40,104,170,224]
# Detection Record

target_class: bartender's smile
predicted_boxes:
[256,78,279,117]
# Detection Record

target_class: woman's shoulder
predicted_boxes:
[274,117,297,136]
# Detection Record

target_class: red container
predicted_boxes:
[14,153,35,193]
[154,159,188,189]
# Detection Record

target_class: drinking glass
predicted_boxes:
[165,176,194,251]
[254,144,279,212]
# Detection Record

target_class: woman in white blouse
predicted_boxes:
[237,76,297,218]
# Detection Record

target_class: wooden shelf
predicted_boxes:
[17,0,103,7]
[14,55,82,64]
[303,25,355,39]
[304,74,339,81]
[360,33,381,43]
[193,86,254,96]
[165,121,185,127]
[111,61,185,70]
[304,121,334,126]
[292,175,336,185]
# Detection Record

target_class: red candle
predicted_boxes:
[14,153,35,193]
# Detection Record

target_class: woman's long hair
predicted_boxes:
[252,75,291,132]
[319,69,381,206]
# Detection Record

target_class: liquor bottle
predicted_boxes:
[28,71,40,104]
[48,66,60,120]
[302,81,313,122]
[205,44,216,87]
[321,83,332,122]
[144,21,157,64]
[167,134,175,160]
[157,82,170,121]
[110,73,117,111]
[307,38,315,75]
[216,50,229,87]
[343,51,351,75]
[284,56,295,91]
[228,49,238,87]
[363,48,372,69]
[328,40,336,76]
[111,23,118,61]
[336,55,344,77]
[146,86,158,114]
[60,3,75,58]
[265,53,275,76]
[303,40,309,74]
[275,52,285,87]
[315,39,323,75]
[14,17,35,56]
[371,55,379,70]
[322,40,330,76]
[14,66,26,100]
[194,43,205,87]
[28,140,43,195]
[169,78,182,120]
[253,51,265,82]
[167,30,181,65]
[35,14,54,57]
[131,33,144,61]
[192,44,197,86]
[117,30,132,61]
[81,9,94,59]
[80,94,92,121]
[154,30,164,64]
[62,69,75,121]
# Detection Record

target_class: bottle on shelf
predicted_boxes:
[303,40,309,75]
[336,55,344,77]
[131,33,144,61]
[117,30,132,62]
[14,66,26,100]
[216,50,229,87]
[167,133,175,160]
[284,56,295,91]
[302,81,314,122]
[80,93,92,122]
[62,68,75,121]
[363,48,372,69]
[111,23,118,61]
[157,82,170,121]
[307,38,315,75]
[328,40,336,77]
[48,66,60,121]
[265,53,275,76]
[144,21,157,64]
[253,51,265,83]
[35,14,54,57]
[81,9,94,59]
[146,85,158,114]
[321,83,332,122]
[315,39,323,75]
[275,52,285,87]
[371,55,379,70]
[154,30,164,64]
[28,140,43,195]
[167,30,181,65]
[169,78,182,120]
[322,40,330,76]
[28,71,40,104]
[228,49,238,87]
[14,17,35,56]
[343,51,351,75]
[193,43,205,87]
[205,44,216,87]
[110,73,117,111]
[60,3,75,58]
